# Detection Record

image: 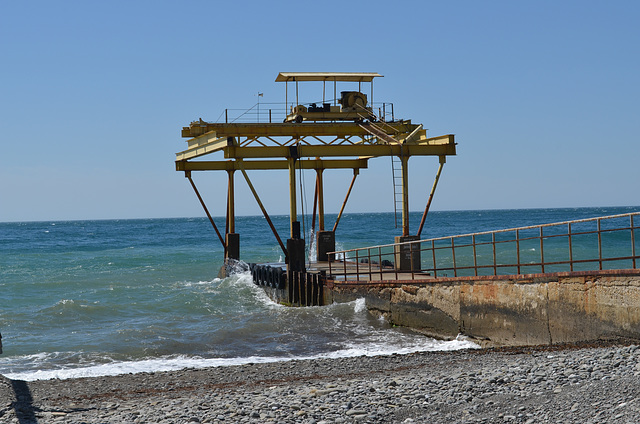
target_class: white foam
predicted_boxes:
[353,298,367,313]
[4,335,478,382]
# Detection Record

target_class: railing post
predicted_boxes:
[355,249,360,281]
[323,212,638,284]
[451,238,457,277]
[540,227,545,273]
[598,219,603,270]
[516,229,521,275]
[568,223,574,272]
[492,233,497,275]
[472,235,478,276]
[342,252,347,281]
[632,215,637,269]
[328,254,333,276]
[409,242,414,279]
[432,240,437,278]
[378,247,383,280]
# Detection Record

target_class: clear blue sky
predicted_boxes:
[1,0,638,222]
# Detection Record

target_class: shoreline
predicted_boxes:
[2,341,640,423]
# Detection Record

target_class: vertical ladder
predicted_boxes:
[356,119,405,229]
[391,155,403,228]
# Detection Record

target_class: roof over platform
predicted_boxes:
[275,72,383,82]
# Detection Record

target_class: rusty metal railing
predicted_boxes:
[327,212,640,281]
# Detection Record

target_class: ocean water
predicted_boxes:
[1,207,637,381]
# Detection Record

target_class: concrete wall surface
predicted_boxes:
[326,270,640,347]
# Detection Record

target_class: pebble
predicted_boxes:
[1,343,640,423]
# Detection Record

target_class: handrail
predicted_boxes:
[204,101,393,124]
[327,212,640,281]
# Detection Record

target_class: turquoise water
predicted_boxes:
[0,207,637,380]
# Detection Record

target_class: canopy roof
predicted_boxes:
[275,72,383,83]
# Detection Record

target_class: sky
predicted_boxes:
[1,0,639,222]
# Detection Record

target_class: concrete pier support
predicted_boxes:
[225,233,240,260]
[287,221,305,273]
[394,235,421,271]
[317,230,335,262]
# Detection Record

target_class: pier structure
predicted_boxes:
[176,73,456,279]
[175,73,640,347]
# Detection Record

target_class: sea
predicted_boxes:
[1,207,638,381]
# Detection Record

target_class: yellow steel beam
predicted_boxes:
[223,136,456,159]
[417,156,446,238]
[176,158,370,171]
[182,121,420,139]
[401,124,424,144]
[176,133,229,161]
[332,170,359,233]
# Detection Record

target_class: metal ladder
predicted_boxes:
[390,155,403,228]
[356,116,405,229]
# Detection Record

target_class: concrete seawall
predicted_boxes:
[325,269,640,346]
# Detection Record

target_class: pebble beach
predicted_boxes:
[2,342,640,423]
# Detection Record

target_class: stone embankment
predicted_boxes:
[328,270,640,346]
[2,342,640,423]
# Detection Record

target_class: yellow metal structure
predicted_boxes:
[175,72,456,265]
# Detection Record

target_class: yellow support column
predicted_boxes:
[395,154,420,270]
[288,156,298,239]
[316,167,335,262]
[317,168,325,231]
[287,152,305,274]
[227,169,235,233]
[225,169,239,261]
[401,155,410,237]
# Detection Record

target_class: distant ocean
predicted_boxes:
[1,207,638,381]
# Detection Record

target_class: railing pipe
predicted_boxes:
[327,212,640,282]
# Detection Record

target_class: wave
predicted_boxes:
[3,335,478,382]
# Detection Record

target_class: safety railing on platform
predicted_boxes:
[327,212,640,281]
[207,101,395,124]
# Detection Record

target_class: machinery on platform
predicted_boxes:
[278,72,381,123]
[284,90,376,123]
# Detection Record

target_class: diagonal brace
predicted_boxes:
[236,160,289,261]
[185,172,227,250]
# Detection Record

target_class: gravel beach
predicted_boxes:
[2,342,640,423]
